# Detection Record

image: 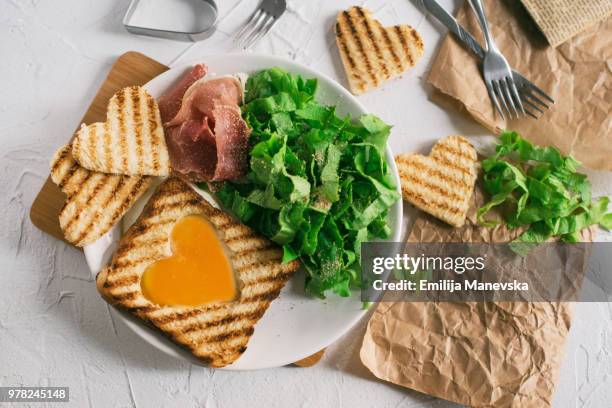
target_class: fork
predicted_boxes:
[233,0,287,49]
[454,14,554,120]
[421,0,554,119]
[510,71,554,119]
[468,0,525,120]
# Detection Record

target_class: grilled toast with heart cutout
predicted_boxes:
[96,177,300,367]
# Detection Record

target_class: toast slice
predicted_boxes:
[96,177,300,367]
[50,144,152,246]
[395,135,478,227]
[72,86,171,176]
[335,6,424,95]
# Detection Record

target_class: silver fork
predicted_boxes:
[456,20,554,119]
[233,0,286,49]
[511,71,554,119]
[421,0,554,119]
[468,0,524,120]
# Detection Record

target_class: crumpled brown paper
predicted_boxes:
[427,0,612,171]
[360,187,594,407]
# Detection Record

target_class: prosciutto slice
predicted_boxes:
[158,64,207,124]
[165,76,244,127]
[158,65,251,182]
[165,120,217,179]
[210,104,250,180]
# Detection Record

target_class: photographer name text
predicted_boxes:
[373,279,529,292]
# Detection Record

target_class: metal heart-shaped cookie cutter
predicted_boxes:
[123,0,218,42]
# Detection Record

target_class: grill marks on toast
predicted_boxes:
[341,10,378,88]
[395,26,412,66]
[379,24,402,72]
[103,122,114,172]
[96,177,300,367]
[180,310,266,335]
[395,135,478,227]
[356,7,389,78]
[130,88,145,174]
[50,144,152,246]
[147,95,162,173]
[335,6,424,94]
[72,86,170,177]
[335,24,365,91]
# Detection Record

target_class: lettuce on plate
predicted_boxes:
[214,68,399,298]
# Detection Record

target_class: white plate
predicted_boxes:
[84,53,403,370]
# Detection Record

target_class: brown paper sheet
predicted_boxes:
[521,0,612,47]
[360,187,594,407]
[426,0,612,171]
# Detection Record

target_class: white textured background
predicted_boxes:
[1,0,611,407]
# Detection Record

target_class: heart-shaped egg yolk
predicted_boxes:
[141,214,237,306]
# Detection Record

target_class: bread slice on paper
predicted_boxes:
[335,6,424,95]
[72,86,171,177]
[395,135,478,227]
[50,144,152,246]
[96,177,300,367]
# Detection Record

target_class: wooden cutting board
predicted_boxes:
[29,51,326,366]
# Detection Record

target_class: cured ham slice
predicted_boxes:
[165,105,250,181]
[166,76,244,127]
[165,120,216,179]
[159,66,251,182]
[210,104,250,180]
[158,64,207,123]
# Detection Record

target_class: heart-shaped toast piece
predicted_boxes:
[72,86,170,176]
[335,6,424,95]
[50,144,152,246]
[395,136,478,227]
[141,214,238,307]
